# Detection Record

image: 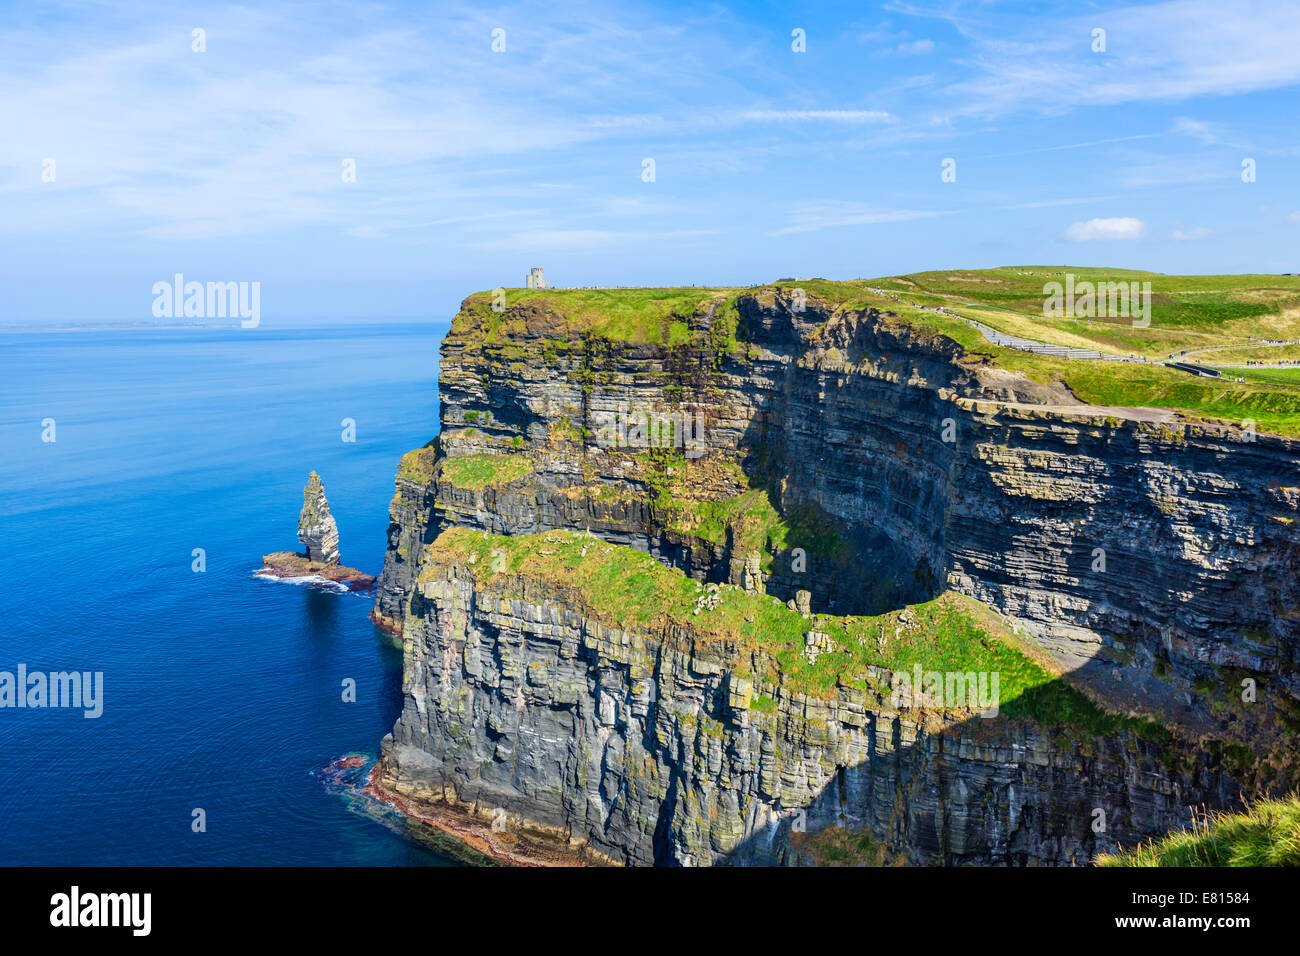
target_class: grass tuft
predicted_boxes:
[1097,795,1300,866]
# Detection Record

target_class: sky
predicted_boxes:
[0,0,1297,322]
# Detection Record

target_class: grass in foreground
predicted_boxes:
[1097,795,1300,866]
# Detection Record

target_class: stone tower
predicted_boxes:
[298,471,340,565]
[526,267,547,289]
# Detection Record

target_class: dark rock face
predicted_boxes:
[372,289,1300,865]
[298,471,341,565]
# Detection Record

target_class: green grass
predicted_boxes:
[448,268,1300,436]
[396,443,439,484]
[1231,366,1300,386]
[439,453,535,491]
[872,267,1300,334]
[423,526,1167,742]
[636,453,853,567]
[799,275,1300,436]
[1201,344,1300,365]
[1017,359,1300,435]
[1097,795,1300,866]
[452,286,743,346]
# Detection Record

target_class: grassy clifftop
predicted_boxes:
[446,269,1300,436]
[451,286,743,346]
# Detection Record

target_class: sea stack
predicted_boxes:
[298,471,341,565]
[258,471,375,592]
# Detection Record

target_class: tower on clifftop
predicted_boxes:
[526,267,547,289]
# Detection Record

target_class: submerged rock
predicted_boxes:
[298,471,341,565]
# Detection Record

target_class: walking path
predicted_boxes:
[1164,339,1300,363]
[861,287,1295,380]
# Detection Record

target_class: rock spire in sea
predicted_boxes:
[298,471,341,565]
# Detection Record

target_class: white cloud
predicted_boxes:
[1288,212,1300,222]
[1171,227,1212,240]
[897,39,935,55]
[1065,217,1146,241]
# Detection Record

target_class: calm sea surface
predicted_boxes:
[0,321,452,864]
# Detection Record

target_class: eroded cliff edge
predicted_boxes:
[371,285,1300,865]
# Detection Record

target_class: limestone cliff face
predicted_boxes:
[377,564,1236,866]
[373,288,1300,864]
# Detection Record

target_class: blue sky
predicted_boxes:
[1,0,1298,322]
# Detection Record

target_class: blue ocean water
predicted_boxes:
[0,321,451,865]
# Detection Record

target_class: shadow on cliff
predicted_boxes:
[702,685,1247,868]
[714,297,948,619]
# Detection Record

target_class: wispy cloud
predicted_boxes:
[942,0,1300,118]
[0,1,770,240]
[472,228,722,252]
[1004,196,1116,210]
[1120,157,1229,188]
[1,0,1297,307]
[738,109,896,123]
[896,39,935,55]
[772,202,952,235]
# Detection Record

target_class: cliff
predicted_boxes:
[371,283,1300,865]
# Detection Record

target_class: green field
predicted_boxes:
[1232,366,1300,386]
[858,268,1300,435]
[869,267,1300,347]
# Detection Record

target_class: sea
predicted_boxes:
[0,319,455,865]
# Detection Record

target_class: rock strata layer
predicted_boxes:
[299,471,341,565]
